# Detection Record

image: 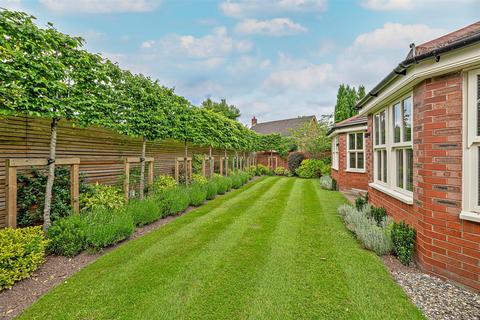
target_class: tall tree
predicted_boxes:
[334,84,366,123]
[201,98,241,121]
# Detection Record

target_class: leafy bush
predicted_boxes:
[224,176,233,191]
[256,164,269,176]
[319,175,333,190]
[205,181,218,200]
[247,165,257,176]
[17,167,90,227]
[214,176,229,195]
[295,159,324,178]
[287,152,305,174]
[47,215,88,257]
[391,221,416,265]
[230,174,243,189]
[80,184,124,212]
[158,186,190,215]
[274,166,286,176]
[152,175,177,194]
[83,207,135,251]
[192,173,208,186]
[0,227,49,290]
[355,193,369,211]
[366,206,387,226]
[126,198,162,227]
[188,183,207,206]
[239,171,250,184]
[338,204,393,256]
[284,169,293,177]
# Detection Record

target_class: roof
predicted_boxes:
[327,115,368,135]
[251,115,316,136]
[357,21,480,111]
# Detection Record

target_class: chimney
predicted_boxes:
[251,116,257,127]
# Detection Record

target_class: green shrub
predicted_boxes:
[367,206,387,226]
[47,215,88,257]
[80,184,125,212]
[158,186,190,214]
[295,159,324,178]
[152,175,177,194]
[391,221,416,265]
[284,169,293,177]
[355,193,369,211]
[188,183,207,206]
[230,174,243,189]
[247,165,257,176]
[256,164,269,176]
[225,176,233,191]
[319,175,333,190]
[192,173,208,186]
[83,207,135,251]
[239,171,250,184]
[205,181,218,200]
[338,204,393,256]
[126,198,162,227]
[274,166,286,176]
[287,152,305,174]
[214,176,229,195]
[0,226,49,290]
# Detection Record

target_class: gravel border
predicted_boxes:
[382,256,480,320]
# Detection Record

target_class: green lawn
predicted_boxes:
[19,177,424,319]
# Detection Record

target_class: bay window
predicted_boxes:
[347,132,365,171]
[461,68,480,222]
[332,136,339,170]
[372,94,413,201]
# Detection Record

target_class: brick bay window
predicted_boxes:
[332,135,339,170]
[347,132,365,172]
[372,95,413,204]
[461,68,480,223]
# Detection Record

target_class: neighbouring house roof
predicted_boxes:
[251,115,316,136]
[327,115,368,135]
[356,21,480,111]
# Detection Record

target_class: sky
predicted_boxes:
[1,0,479,125]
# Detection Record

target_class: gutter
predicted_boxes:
[356,32,480,111]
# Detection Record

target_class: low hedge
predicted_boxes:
[1,226,49,290]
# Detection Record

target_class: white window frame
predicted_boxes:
[346,132,365,172]
[461,68,480,223]
[371,93,413,204]
[331,135,339,170]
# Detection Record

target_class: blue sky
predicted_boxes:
[2,0,479,124]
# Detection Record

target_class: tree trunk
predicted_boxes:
[43,118,58,232]
[209,146,213,177]
[184,140,188,185]
[139,137,146,200]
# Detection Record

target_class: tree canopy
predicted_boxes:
[200,98,241,121]
[333,84,366,123]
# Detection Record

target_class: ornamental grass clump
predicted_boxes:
[188,183,207,206]
[0,226,49,290]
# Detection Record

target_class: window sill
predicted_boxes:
[460,211,480,223]
[369,182,414,205]
[346,168,366,173]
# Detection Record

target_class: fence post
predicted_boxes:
[70,163,80,213]
[148,161,154,187]
[124,159,130,204]
[5,160,17,228]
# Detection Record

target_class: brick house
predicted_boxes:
[328,115,369,193]
[251,115,317,169]
[355,22,480,290]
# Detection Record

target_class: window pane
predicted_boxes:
[382,150,387,182]
[350,152,356,169]
[403,98,412,142]
[393,103,401,143]
[406,149,413,191]
[477,75,480,136]
[356,133,363,150]
[376,151,382,180]
[349,134,355,150]
[375,115,380,145]
[380,111,386,145]
[357,152,364,169]
[396,149,404,188]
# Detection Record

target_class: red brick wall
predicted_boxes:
[256,152,287,170]
[331,132,368,191]
[367,71,480,291]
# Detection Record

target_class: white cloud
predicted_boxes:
[360,0,413,11]
[40,0,161,13]
[0,0,23,11]
[144,27,252,59]
[264,63,335,91]
[235,18,307,36]
[219,0,327,18]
